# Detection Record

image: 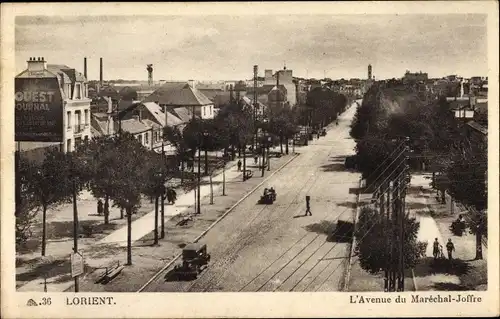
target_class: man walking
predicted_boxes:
[237,159,242,171]
[305,195,312,216]
[446,238,455,260]
[433,238,440,260]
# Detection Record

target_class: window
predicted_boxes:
[84,110,89,125]
[67,111,71,129]
[145,132,149,145]
[203,106,206,117]
[75,84,81,99]
[137,134,143,145]
[67,139,72,152]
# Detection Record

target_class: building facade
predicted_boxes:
[264,67,297,106]
[16,57,92,153]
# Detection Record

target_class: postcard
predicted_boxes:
[1,1,498,318]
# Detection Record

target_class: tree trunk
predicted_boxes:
[285,138,289,154]
[475,227,483,260]
[238,144,241,158]
[41,204,47,256]
[180,159,184,184]
[160,190,165,239]
[120,208,124,219]
[204,149,208,176]
[242,145,247,181]
[209,174,214,205]
[279,135,283,154]
[126,206,132,265]
[154,196,159,245]
[104,194,110,224]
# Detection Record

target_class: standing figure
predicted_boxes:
[254,155,258,165]
[446,238,455,260]
[432,238,440,260]
[305,195,312,216]
[97,199,104,216]
[237,159,242,171]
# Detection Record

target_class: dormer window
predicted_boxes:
[75,83,81,99]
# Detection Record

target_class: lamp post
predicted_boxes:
[70,160,80,292]
[153,171,162,245]
[261,118,268,177]
[222,150,226,196]
[267,136,271,171]
[160,146,166,239]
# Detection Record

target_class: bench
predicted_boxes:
[95,261,124,284]
[176,215,194,226]
[244,169,253,179]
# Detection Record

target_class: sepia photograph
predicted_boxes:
[1,1,499,318]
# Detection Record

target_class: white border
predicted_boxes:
[1,2,498,318]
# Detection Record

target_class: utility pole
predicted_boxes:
[254,65,258,152]
[71,162,79,292]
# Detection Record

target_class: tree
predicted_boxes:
[163,125,191,184]
[106,132,149,265]
[24,149,72,256]
[143,150,168,245]
[266,104,298,154]
[15,157,39,250]
[355,206,426,275]
[446,135,487,260]
[77,136,117,223]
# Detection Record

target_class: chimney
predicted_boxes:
[106,97,113,114]
[27,57,47,72]
[100,57,103,87]
[188,79,195,89]
[84,57,87,79]
[276,71,280,87]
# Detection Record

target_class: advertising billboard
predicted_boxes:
[15,77,64,142]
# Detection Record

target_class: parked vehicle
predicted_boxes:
[173,243,211,279]
[258,187,277,204]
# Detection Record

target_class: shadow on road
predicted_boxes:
[413,257,471,278]
[304,220,354,243]
[163,268,195,282]
[336,201,357,209]
[16,258,71,282]
[321,163,346,172]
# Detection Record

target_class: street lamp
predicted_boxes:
[261,119,268,177]
[153,171,163,245]
[267,136,272,171]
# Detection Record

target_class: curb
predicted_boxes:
[342,177,362,291]
[136,153,300,292]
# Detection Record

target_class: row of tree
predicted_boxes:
[16,87,349,266]
[350,82,487,261]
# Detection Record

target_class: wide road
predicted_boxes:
[144,101,361,292]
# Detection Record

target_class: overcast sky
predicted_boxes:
[15,14,487,81]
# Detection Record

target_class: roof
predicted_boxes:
[91,114,115,136]
[183,243,206,251]
[47,64,86,82]
[120,118,152,134]
[143,82,213,106]
[171,107,196,123]
[142,102,183,127]
[16,69,59,79]
[197,88,225,101]
[466,121,487,136]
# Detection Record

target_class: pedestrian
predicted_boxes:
[305,195,312,216]
[432,238,440,260]
[446,238,455,260]
[97,199,103,216]
[254,155,258,165]
[237,159,242,171]
[172,189,177,204]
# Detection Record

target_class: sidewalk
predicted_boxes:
[99,161,243,246]
[16,152,291,292]
[409,174,487,291]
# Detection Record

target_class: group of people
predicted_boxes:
[433,238,456,260]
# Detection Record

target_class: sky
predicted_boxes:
[15,14,488,82]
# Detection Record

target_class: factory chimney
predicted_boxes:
[84,57,87,79]
[100,57,103,87]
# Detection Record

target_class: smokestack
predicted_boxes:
[84,57,87,79]
[100,57,103,87]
